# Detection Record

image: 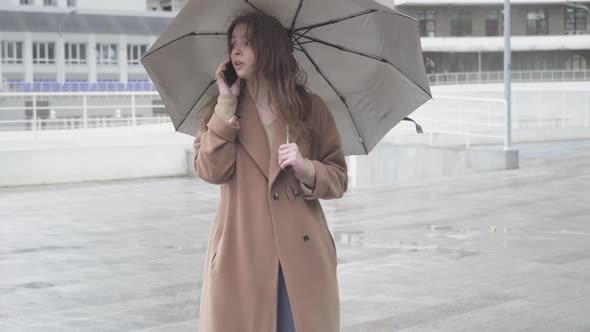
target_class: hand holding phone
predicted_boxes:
[215,55,241,97]
[222,62,238,87]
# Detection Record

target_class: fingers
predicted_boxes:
[278,143,301,169]
[215,55,232,82]
[278,144,297,158]
[279,143,297,152]
[279,157,296,170]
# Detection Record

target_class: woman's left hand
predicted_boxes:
[278,143,307,178]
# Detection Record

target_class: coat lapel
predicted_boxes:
[236,90,301,186]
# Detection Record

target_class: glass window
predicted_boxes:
[566,54,587,70]
[33,42,56,64]
[127,44,148,65]
[20,0,34,5]
[97,43,118,65]
[423,55,436,73]
[67,0,76,7]
[65,42,87,65]
[44,0,57,6]
[527,8,548,35]
[486,9,503,36]
[531,54,546,70]
[416,10,436,37]
[565,7,587,35]
[450,9,472,36]
[1,41,24,64]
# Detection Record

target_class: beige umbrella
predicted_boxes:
[141,0,431,155]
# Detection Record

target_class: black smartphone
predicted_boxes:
[222,61,238,87]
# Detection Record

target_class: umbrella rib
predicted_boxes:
[142,32,227,59]
[293,32,432,98]
[293,9,376,33]
[289,0,304,32]
[243,0,265,13]
[293,39,368,154]
[293,28,312,44]
[293,8,418,33]
[176,78,217,133]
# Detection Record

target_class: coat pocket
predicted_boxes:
[210,250,218,268]
[322,222,337,268]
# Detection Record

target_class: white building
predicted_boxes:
[393,0,590,79]
[0,0,173,90]
[1,0,588,91]
[7,0,147,11]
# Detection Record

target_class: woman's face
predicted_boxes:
[230,23,255,80]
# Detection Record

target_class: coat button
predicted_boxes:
[273,192,280,200]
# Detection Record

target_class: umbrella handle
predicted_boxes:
[286,124,290,144]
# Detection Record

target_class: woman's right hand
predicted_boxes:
[215,54,242,97]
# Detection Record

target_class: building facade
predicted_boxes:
[7,0,147,11]
[393,0,590,75]
[0,0,588,92]
[0,0,174,91]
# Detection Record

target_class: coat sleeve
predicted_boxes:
[303,95,348,200]
[193,96,240,184]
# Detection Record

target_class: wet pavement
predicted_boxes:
[1,140,590,331]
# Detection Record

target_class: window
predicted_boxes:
[1,41,23,64]
[565,7,587,35]
[423,55,436,73]
[127,44,148,65]
[20,0,34,5]
[566,54,587,70]
[44,0,57,6]
[486,9,503,36]
[65,43,86,65]
[416,10,436,37]
[33,42,55,64]
[67,0,77,7]
[450,9,472,36]
[531,54,546,70]
[96,43,118,65]
[527,8,548,35]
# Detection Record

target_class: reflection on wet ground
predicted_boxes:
[1,140,589,331]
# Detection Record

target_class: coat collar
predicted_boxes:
[236,90,300,186]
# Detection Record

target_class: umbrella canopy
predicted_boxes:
[141,0,432,155]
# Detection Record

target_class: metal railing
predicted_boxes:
[391,90,590,147]
[0,91,170,132]
[390,96,508,147]
[428,69,590,85]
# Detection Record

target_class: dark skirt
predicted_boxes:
[277,263,296,332]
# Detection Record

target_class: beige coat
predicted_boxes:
[194,90,348,332]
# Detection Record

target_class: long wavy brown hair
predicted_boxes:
[197,10,315,142]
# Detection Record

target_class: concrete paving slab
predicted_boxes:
[1,140,589,331]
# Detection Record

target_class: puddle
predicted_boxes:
[426,224,481,239]
[20,282,55,289]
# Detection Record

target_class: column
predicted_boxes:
[119,35,128,83]
[57,36,65,84]
[88,34,97,83]
[0,32,4,83]
[24,32,33,84]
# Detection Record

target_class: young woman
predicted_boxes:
[194,11,348,332]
